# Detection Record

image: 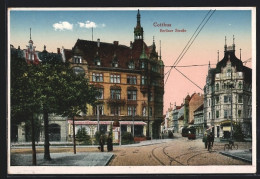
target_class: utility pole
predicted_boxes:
[132,106,135,138]
[97,105,100,132]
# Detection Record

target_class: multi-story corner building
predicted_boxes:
[63,10,164,141]
[204,37,252,139]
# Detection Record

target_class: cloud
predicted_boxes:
[53,21,73,31]
[78,21,105,29]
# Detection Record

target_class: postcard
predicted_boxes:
[8,7,256,174]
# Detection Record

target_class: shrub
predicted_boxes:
[121,132,134,145]
[233,122,245,142]
[76,127,91,144]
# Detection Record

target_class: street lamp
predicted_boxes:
[132,106,135,138]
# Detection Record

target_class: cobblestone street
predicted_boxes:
[11,134,252,166]
[108,136,251,166]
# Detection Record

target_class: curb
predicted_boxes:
[219,151,252,163]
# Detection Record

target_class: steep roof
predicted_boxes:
[67,39,151,69]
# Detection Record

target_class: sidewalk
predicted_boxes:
[219,149,252,163]
[11,152,113,166]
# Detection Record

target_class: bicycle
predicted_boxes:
[224,140,238,151]
[208,142,213,152]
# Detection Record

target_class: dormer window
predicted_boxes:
[128,61,135,69]
[94,58,101,66]
[112,61,118,68]
[73,56,82,64]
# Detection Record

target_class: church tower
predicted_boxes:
[134,9,144,41]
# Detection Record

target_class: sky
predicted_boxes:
[9,8,253,114]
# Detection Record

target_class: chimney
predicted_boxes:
[113,41,119,46]
[57,48,60,54]
[97,38,100,47]
[130,41,133,49]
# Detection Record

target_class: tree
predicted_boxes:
[11,50,42,165]
[11,49,100,161]
[233,122,245,142]
[76,127,91,144]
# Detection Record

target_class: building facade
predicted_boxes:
[63,10,164,140]
[193,104,204,136]
[204,37,252,138]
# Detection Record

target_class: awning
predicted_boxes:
[68,120,112,125]
[68,120,146,126]
[119,121,147,125]
[223,126,231,131]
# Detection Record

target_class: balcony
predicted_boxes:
[107,98,126,106]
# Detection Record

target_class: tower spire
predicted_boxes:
[240,48,242,60]
[217,50,219,62]
[30,28,31,40]
[134,9,144,41]
[224,36,227,52]
[232,35,235,51]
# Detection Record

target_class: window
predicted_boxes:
[110,89,121,99]
[224,110,228,118]
[112,61,118,68]
[92,73,103,82]
[226,69,231,77]
[216,83,219,91]
[209,112,211,119]
[215,96,219,104]
[238,95,243,103]
[142,107,147,116]
[127,76,137,85]
[238,81,243,89]
[72,66,85,75]
[94,58,101,66]
[96,88,104,99]
[127,106,136,116]
[141,61,145,69]
[149,107,153,117]
[216,110,219,118]
[110,74,120,83]
[128,61,135,69]
[149,92,153,101]
[238,110,242,118]
[224,96,229,103]
[111,106,120,115]
[127,90,137,100]
[141,76,147,85]
[94,105,104,115]
[208,99,211,107]
[73,56,82,64]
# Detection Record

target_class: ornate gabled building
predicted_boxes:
[63,10,164,141]
[204,36,252,139]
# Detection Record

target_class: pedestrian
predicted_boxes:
[210,132,214,147]
[207,133,211,151]
[99,135,104,152]
[107,133,113,152]
[202,132,208,149]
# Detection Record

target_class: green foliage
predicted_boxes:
[94,131,107,145]
[76,127,91,144]
[121,132,134,145]
[152,118,163,139]
[233,122,245,142]
[168,131,174,138]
